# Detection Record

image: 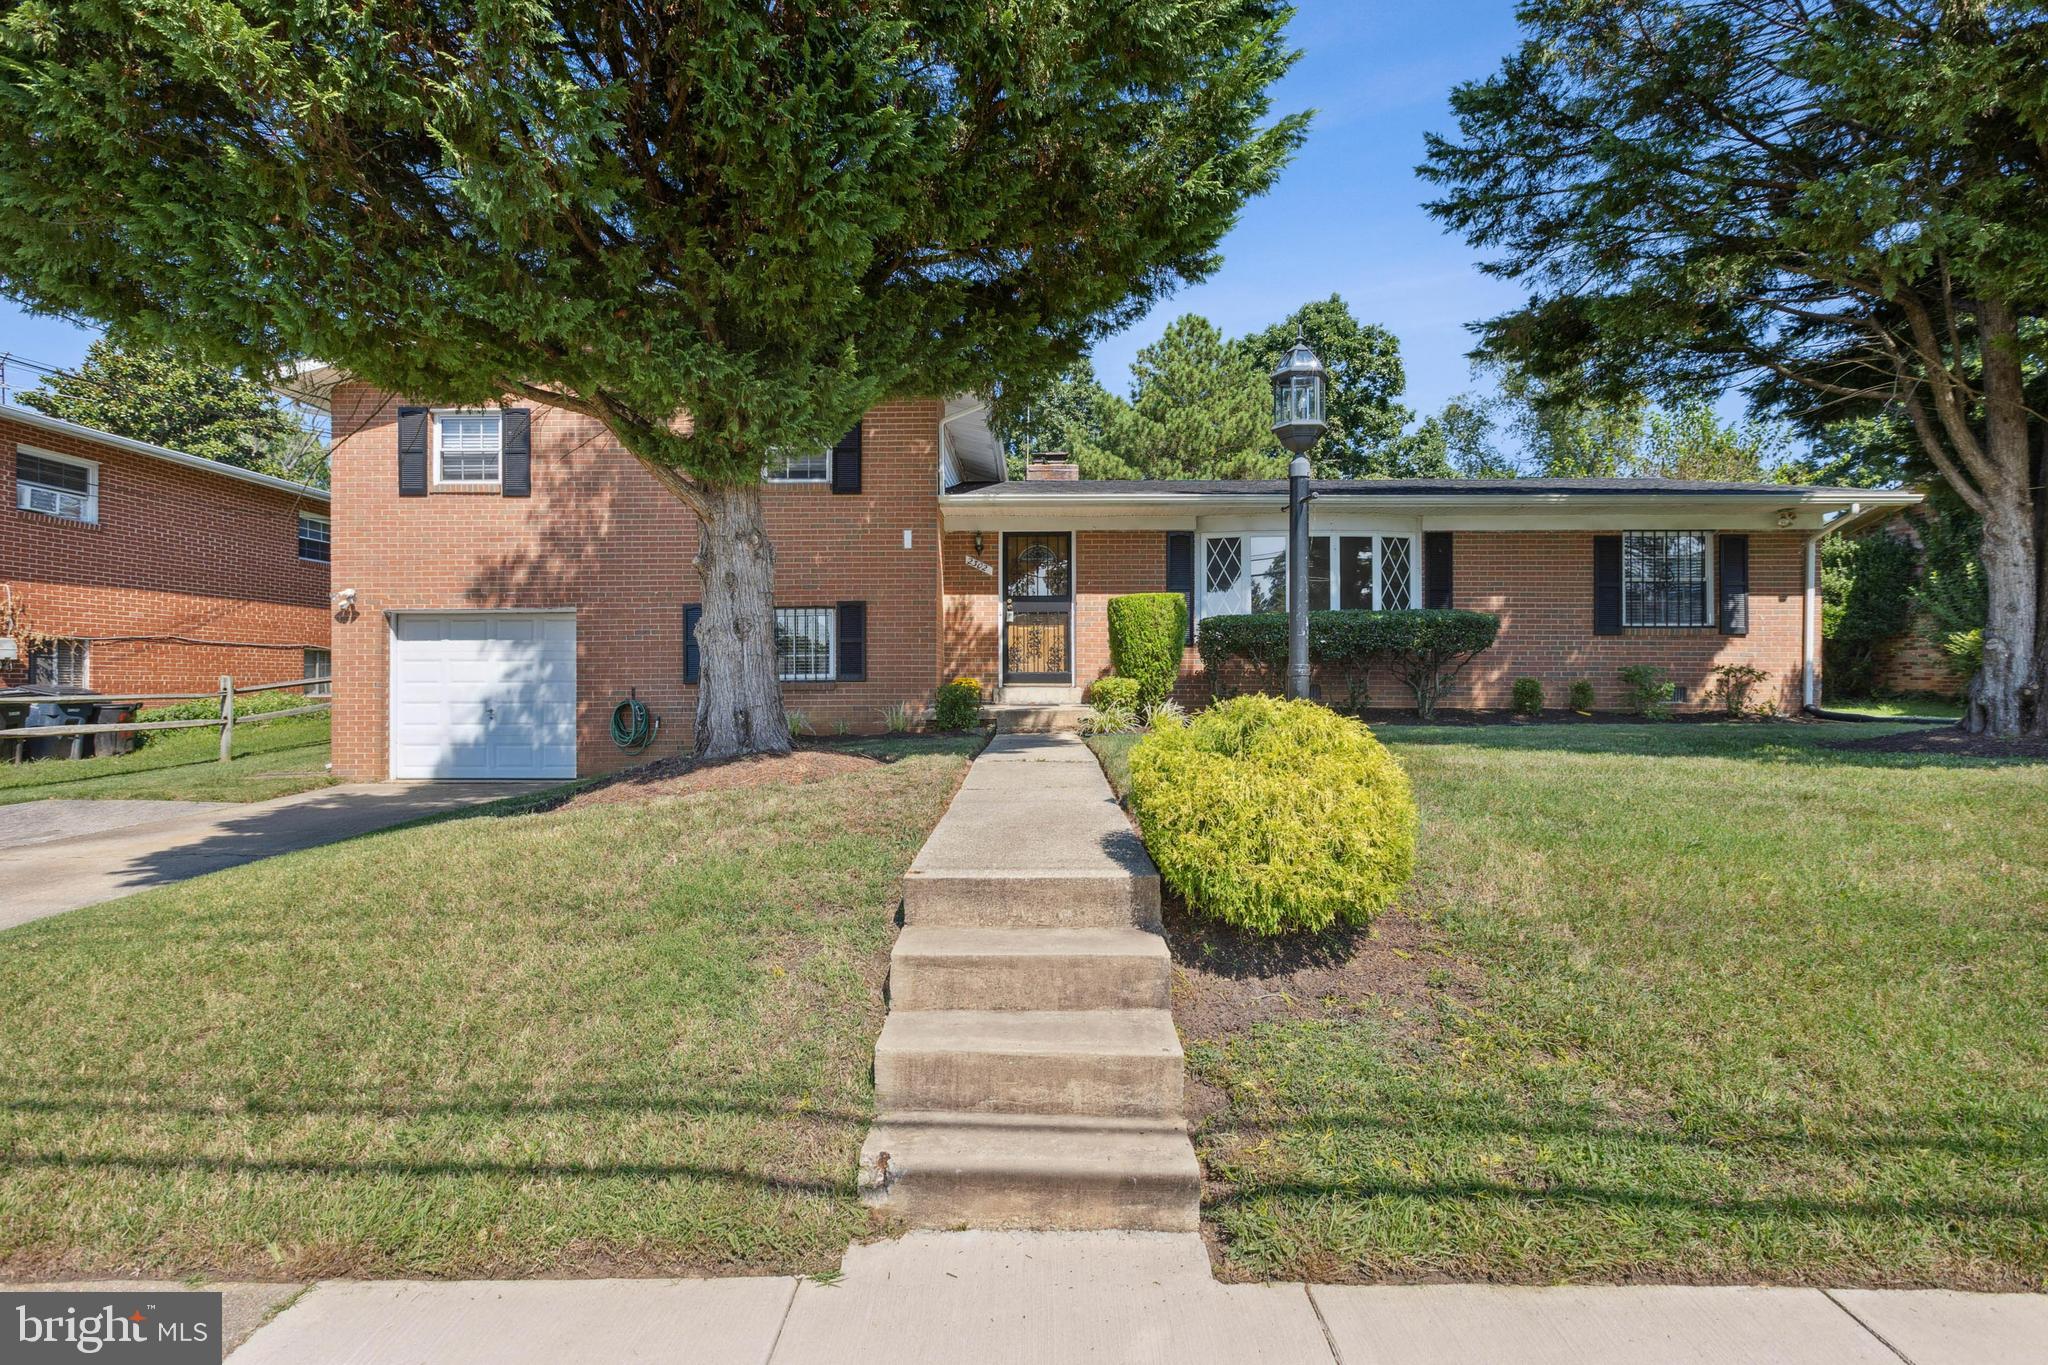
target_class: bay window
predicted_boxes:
[1199,533,1418,619]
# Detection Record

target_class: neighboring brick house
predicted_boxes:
[0,404,332,698]
[308,381,1916,780]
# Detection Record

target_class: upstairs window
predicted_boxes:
[28,638,88,687]
[16,448,98,523]
[1622,531,1711,627]
[765,449,831,483]
[774,607,836,681]
[297,511,331,562]
[434,411,502,484]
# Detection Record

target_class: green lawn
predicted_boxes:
[0,715,335,805]
[0,735,979,1280]
[1093,721,2048,1288]
[1826,696,1968,720]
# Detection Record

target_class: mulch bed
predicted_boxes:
[1162,900,1482,1126]
[1824,725,2048,760]
[543,733,983,812]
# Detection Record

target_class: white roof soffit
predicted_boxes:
[941,395,1004,485]
[0,401,330,503]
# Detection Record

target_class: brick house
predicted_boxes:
[1,403,332,697]
[309,381,1916,781]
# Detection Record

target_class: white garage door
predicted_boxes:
[389,612,577,779]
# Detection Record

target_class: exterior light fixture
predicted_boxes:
[1270,336,1329,700]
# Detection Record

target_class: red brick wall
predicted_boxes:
[944,527,1813,713]
[0,415,331,697]
[329,388,946,779]
[1872,609,1967,698]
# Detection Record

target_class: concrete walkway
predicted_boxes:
[0,781,557,928]
[208,1232,2047,1363]
[864,732,1197,1231]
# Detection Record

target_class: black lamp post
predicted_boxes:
[1271,338,1328,701]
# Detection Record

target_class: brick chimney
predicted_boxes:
[1025,451,1080,481]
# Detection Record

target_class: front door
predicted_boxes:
[1002,532,1073,683]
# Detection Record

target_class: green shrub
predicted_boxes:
[1106,593,1188,712]
[933,676,984,731]
[1083,675,1141,734]
[1511,677,1544,716]
[1618,664,1675,719]
[1127,695,1416,937]
[1196,609,1501,717]
[1568,679,1596,713]
[1708,663,1771,716]
[1821,531,1918,699]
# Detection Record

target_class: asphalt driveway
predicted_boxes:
[0,782,560,930]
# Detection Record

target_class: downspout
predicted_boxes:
[1802,531,1821,709]
[934,400,990,698]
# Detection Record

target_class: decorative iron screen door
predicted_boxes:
[1002,532,1073,683]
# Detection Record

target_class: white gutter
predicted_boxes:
[939,487,1923,514]
[0,402,329,503]
[1803,532,1822,708]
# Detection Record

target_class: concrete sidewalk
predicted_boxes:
[0,781,557,928]
[218,1232,2048,1364]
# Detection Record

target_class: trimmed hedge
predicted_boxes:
[1127,695,1416,937]
[1196,609,1501,718]
[1106,593,1188,712]
[933,676,983,730]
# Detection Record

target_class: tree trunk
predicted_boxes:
[692,481,792,760]
[1966,495,2035,738]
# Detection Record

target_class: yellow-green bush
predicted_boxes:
[1127,695,1416,936]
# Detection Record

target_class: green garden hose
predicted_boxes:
[610,692,659,753]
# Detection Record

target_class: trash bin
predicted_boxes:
[93,702,140,757]
[0,684,101,761]
[0,698,30,764]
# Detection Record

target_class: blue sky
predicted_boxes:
[0,1,1528,428]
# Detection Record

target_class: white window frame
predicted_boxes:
[431,410,504,486]
[303,647,332,697]
[774,606,837,682]
[1196,532,1419,620]
[28,637,89,687]
[14,445,100,524]
[297,511,332,563]
[1621,530,1715,629]
[764,449,832,484]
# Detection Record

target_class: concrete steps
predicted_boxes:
[863,732,1198,1233]
[889,927,1170,1012]
[875,1009,1184,1119]
[986,704,1091,734]
[858,1113,1200,1232]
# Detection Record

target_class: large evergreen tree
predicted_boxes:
[1105,316,1283,480]
[18,339,319,484]
[0,1,1304,757]
[1424,0,2047,736]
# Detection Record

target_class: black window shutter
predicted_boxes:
[501,408,532,497]
[1593,535,1624,635]
[1718,534,1750,636]
[1165,532,1194,643]
[1423,531,1454,609]
[683,605,702,683]
[397,406,428,497]
[836,602,867,680]
[830,424,863,494]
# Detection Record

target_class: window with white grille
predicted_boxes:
[774,607,836,681]
[434,412,502,484]
[298,512,331,562]
[1198,533,1417,619]
[304,648,332,697]
[15,448,98,523]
